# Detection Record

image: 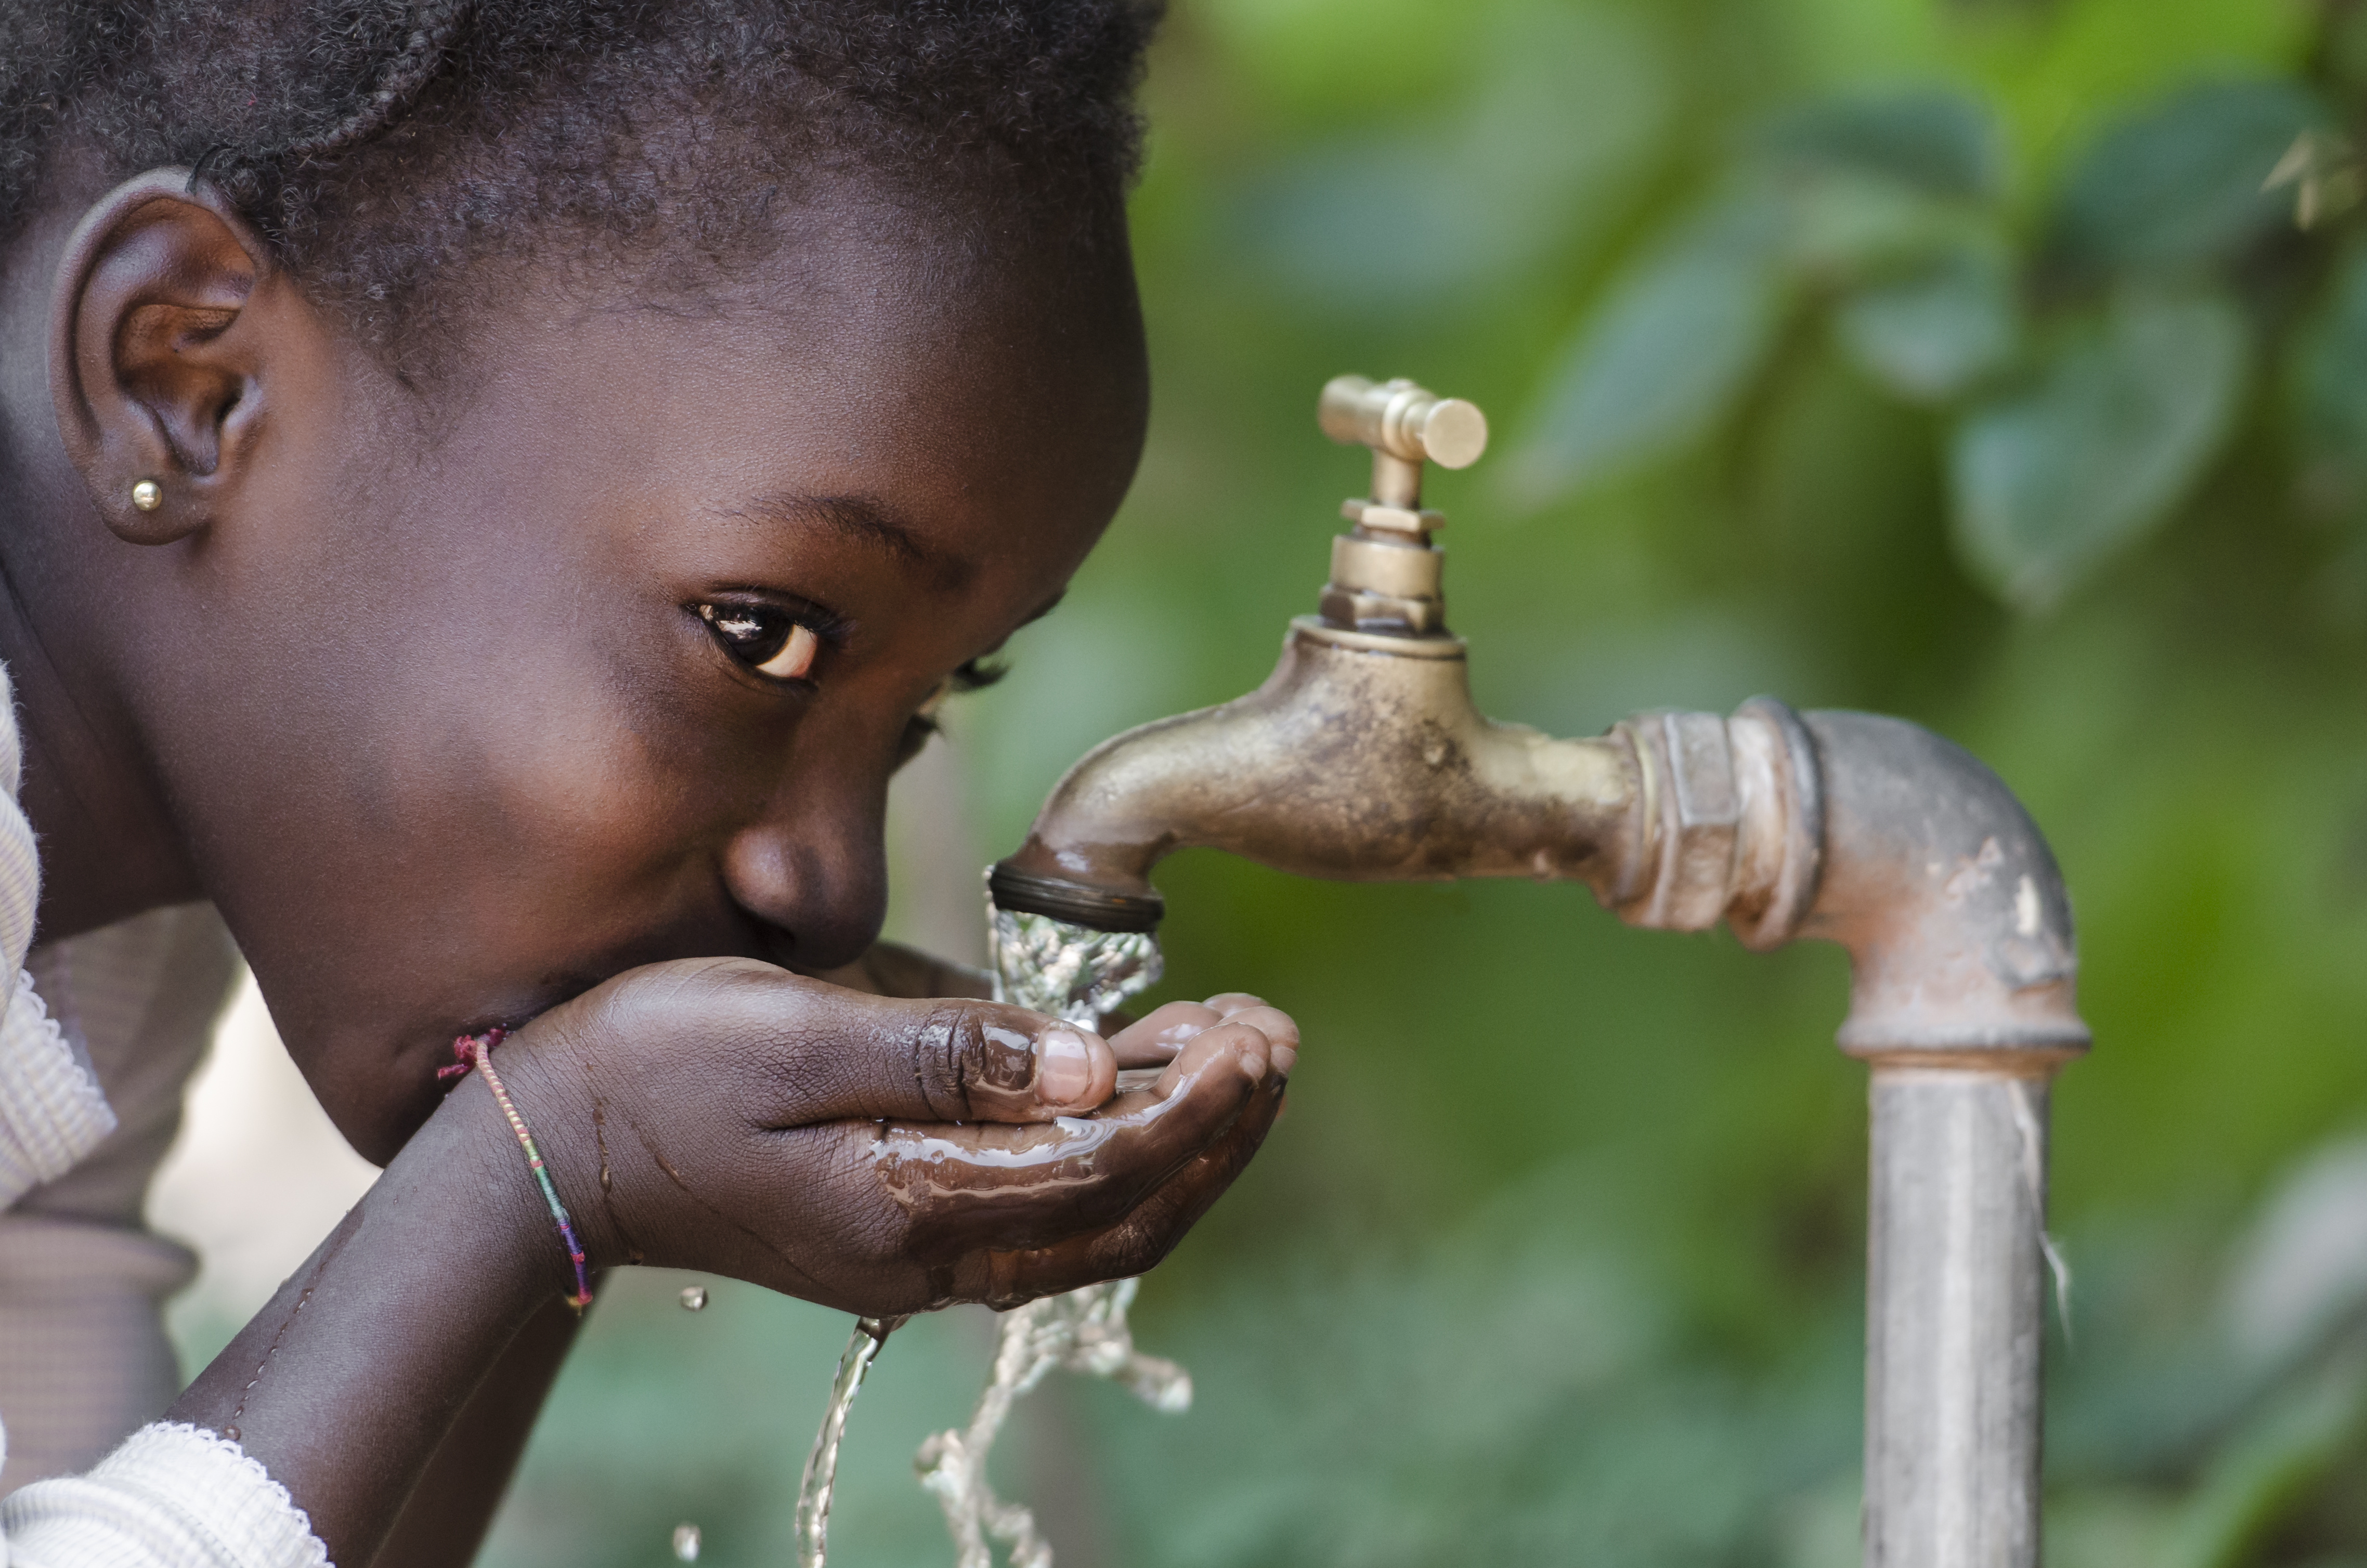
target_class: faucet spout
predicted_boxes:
[991,621,1644,929]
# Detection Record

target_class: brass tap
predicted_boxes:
[990,374,1656,930]
[1318,374,1488,514]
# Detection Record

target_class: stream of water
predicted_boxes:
[789,898,1184,1568]
[793,1314,906,1568]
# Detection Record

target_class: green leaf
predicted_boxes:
[1232,6,1670,306]
[2161,1359,2367,1568]
[1758,90,2003,200]
[1510,189,1788,500]
[1778,170,1988,285]
[2051,80,2327,278]
[1833,244,2020,403]
[1750,92,2004,290]
[2286,242,2367,520]
[1950,289,2248,610]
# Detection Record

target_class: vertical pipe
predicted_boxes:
[1864,1065,2051,1568]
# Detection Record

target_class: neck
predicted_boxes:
[0,486,203,946]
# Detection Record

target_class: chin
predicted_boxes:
[293,1005,491,1167]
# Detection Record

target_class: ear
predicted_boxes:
[48,169,302,546]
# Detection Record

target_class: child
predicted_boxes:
[0,2,1299,1563]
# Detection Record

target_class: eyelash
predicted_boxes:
[908,658,1008,739]
[693,598,1010,732]
[695,600,845,683]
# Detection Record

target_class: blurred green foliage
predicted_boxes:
[485,2,2367,1565]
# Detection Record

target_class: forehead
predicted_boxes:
[448,214,1149,557]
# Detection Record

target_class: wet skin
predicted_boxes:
[0,168,1300,1566]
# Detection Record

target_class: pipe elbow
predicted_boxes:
[1616,702,2087,1063]
[1801,711,2089,1063]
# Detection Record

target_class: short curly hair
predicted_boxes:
[2,0,1161,376]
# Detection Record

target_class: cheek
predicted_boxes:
[191,560,746,964]
[388,606,763,895]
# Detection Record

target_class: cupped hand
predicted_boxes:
[481,959,1295,1316]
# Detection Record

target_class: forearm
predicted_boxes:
[168,1076,560,1566]
[364,1289,589,1568]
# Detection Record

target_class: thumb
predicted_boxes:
[619,960,1119,1126]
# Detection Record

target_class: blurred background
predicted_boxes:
[155,0,2367,1563]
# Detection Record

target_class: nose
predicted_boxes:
[720,761,891,973]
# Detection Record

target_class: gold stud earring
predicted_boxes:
[129,479,163,513]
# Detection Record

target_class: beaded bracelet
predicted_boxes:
[439,1027,596,1312]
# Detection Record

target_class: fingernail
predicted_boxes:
[1037,1027,1093,1104]
[1239,1048,1268,1083]
[1270,1045,1298,1077]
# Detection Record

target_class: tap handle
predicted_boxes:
[1319,375,1489,469]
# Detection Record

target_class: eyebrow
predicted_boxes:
[727,492,976,591]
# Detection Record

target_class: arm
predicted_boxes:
[363,1291,589,1568]
[8,959,1295,1567]
[168,1069,561,1565]
[360,939,1102,1568]
[1,1073,555,1567]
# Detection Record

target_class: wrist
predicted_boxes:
[443,1033,599,1306]
[465,1024,634,1274]
[423,1056,597,1314]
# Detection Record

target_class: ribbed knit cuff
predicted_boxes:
[2,1422,329,1568]
[0,971,114,1210]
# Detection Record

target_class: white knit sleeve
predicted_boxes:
[0,1425,328,1568]
[0,662,113,1213]
[0,667,326,1563]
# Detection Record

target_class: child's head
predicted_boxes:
[0,0,1159,1158]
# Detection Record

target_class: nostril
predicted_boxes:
[734,903,887,976]
[720,826,889,974]
[749,918,802,970]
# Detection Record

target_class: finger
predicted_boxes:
[1110,1001,1298,1077]
[979,1066,1289,1305]
[602,961,1119,1126]
[1106,1000,1221,1068]
[1142,1018,1271,1098]
[875,1026,1267,1255]
[1201,992,1267,1017]
[1209,1005,1297,1075]
[838,998,1116,1122]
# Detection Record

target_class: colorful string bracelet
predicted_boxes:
[439,1026,596,1313]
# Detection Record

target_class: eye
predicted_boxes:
[697,602,822,681]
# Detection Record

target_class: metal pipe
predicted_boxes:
[989,376,2089,1567]
[1867,1066,2049,1568]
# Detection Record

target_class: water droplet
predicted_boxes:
[672,1522,701,1561]
[679,1286,708,1312]
[222,1425,240,1444]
